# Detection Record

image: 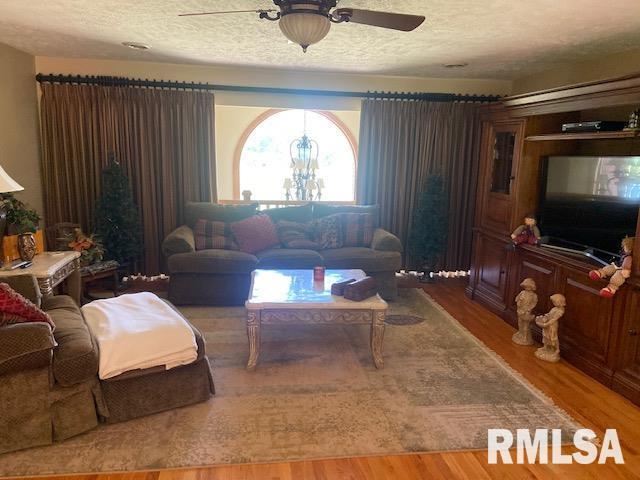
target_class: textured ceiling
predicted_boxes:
[1,0,640,79]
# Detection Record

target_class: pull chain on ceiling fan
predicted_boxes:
[179,1,426,52]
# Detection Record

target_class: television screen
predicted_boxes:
[545,155,640,202]
[540,156,640,254]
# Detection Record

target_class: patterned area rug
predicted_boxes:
[0,290,579,476]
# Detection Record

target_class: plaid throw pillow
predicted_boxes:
[0,283,55,330]
[340,213,375,247]
[194,219,238,250]
[312,214,343,250]
[277,221,321,250]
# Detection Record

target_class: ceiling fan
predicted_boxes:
[179,1,426,52]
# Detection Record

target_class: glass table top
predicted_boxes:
[246,269,386,309]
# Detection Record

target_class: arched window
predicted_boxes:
[237,109,357,201]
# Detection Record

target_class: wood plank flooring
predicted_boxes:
[9,280,640,480]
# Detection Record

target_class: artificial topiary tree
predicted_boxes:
[93,153,142,268]
[408,173,449,276]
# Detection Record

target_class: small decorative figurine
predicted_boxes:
[626,108,639,130]
[534,294,566,363]
[512,278,538,346]
[242,190,252,201]
[589,237,635,298]
[510,213,542,247]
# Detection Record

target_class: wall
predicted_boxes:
[215,105,359,199]
[0,43,43,215]
[512,49,640,94]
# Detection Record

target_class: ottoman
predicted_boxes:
[98,310,215,424]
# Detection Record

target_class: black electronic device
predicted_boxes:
[561,121,627,133]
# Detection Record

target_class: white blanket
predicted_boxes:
[82,292,198,380]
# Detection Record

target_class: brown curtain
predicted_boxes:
[39,83,216,274]
[356,99,481,270]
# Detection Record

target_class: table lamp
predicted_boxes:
[0,165,24,261]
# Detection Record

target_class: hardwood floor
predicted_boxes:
[12,281,640,480]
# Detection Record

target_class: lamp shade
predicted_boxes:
[279,11,331,52]
[0,166,23,193]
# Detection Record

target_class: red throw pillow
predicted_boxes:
[0,283,55,330]
[194,219,238,250]
[230,214,280,254]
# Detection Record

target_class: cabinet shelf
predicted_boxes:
[525,130,639,141]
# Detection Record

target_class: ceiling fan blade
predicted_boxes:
[178,9,276,17]
[336,8,425,31]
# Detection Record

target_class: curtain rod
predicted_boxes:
[35,73,501,103]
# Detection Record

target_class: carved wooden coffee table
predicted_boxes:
[245,269,388,371]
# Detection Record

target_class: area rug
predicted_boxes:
[0,290,579,476]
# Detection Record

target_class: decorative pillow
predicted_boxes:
[230,214,280,254]
[277,220,321,250]
[340,213,375,247]
[0,283,55,330]
[194,219,238,251]
[312,214,344,250]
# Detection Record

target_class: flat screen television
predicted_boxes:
[539,155,640,255]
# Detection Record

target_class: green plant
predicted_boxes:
[93,154,142,266]
[2,194,40,234]
[408,173,449,272]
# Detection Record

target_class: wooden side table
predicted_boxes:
[80,261,120,304]
[0,251,81,304]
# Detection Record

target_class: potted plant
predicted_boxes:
[2,194,41,261]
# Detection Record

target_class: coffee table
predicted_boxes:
[245,269,388,371]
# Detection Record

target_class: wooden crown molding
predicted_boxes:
[502,71,640,117]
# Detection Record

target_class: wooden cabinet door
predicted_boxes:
[510,250,558,316]
[557,268,616,384]
[479,121,524,235]
[612,288,640,404]
[472,232,510,313]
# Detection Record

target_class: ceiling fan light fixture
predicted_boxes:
[279,10,331,52]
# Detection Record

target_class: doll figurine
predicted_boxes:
[589,236,635,298]
[534,293,566,363]
[512,278,538,346]
[511,213,542,247]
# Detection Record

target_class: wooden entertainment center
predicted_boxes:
[467,73,640,405]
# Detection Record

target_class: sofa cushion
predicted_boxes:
[320,247,401,272]
[0,283,55,330]
[184,202,258,228]
[44,295,99,387]
[312,214,343,249]
[257,248,323,269]
[231,214,280,254]
[168,249,258,275]
[276,220,320,250]
[265,204,313,223]
[313,204,379,225]
[194,219,238,251]
[340,213,375,247]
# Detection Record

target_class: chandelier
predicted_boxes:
[283,112,324,201]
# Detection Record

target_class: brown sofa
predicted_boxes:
[163,203,403,306]
[0,275,214,454]
[0,275,104,454]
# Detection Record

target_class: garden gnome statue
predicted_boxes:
[534,293,566,363]
[512,278,538,346]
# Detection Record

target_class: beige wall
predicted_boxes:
[0,43,42,216]
[512,49,640,94]
[215,105,359,199]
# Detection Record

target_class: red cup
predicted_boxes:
[313,266,325,282]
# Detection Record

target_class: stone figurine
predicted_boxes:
[589,236,635,298]
[534,293,566,363]
[512,278,538,346]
